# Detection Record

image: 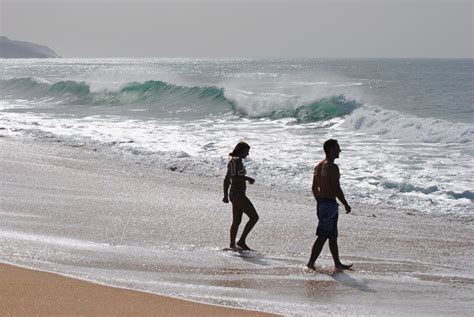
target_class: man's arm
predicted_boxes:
[311,168,319,201]
[312,161,324,201]
[331,165,351,213]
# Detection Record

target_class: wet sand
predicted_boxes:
[0,137,473,316]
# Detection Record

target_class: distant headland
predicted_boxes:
[0,36,60,58]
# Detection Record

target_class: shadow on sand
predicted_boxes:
[330,270,376,293]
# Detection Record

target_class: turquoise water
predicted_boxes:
[1,58,473,216]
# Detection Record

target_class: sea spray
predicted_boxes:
[0,78,360,122]
[1,58,472,217]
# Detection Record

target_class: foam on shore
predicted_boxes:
[1,137,473,316]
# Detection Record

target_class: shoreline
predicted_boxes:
[0,136,277,316]
[0,262,275,316]
[1,136,473,316]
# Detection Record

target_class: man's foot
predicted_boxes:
[229,244,240,251]
[335,263,353,270]
[237,240,253,251]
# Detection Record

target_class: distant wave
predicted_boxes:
[0,77,360,123]
[0,77,227,105]
[0,77,234,118]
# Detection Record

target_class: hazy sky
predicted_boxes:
[1,0,473,58]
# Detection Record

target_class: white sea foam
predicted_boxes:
[343,105,474,144]
[1,105,472,217]
[1,58,473,218]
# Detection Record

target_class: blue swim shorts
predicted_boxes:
[316,199,339,240]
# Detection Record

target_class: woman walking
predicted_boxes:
[223,142,259,251]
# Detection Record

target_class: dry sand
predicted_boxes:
[0,262,275,316]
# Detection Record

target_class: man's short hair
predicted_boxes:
[323,139,338,155]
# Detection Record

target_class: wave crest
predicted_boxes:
[119,80,228,103]
[1,77,358,123]
[343,105,474,144]
[270,95,359,123]
[227,90,359,123]
[49,80,90,96]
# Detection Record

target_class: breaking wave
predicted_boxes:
[343,105,474,144]
[0,77,359,122]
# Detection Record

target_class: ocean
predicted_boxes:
[1,58,473,217]
[1,58,474,315]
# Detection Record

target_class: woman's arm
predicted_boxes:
[223,164,231,203]
[245,176,255,184]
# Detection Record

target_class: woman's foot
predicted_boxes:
[306,263,316,271]
[237,240,253,251]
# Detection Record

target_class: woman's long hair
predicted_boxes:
[229,141,250,157]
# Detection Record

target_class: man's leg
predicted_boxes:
[307,236,327,270]
[329,238,352,270]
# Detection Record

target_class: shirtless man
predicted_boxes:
[307,139,352,271]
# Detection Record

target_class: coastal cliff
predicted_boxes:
[0,36,59,58]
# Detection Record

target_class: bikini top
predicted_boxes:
[229,158,246,177]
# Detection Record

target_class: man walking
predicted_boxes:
[307,139,352,271]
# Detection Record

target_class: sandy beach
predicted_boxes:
[0,262,273,316]
[0,136,473,316]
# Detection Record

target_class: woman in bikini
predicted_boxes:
[222,142,259,251]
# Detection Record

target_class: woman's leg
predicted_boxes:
[230,201,243,248]
[237,196,259,250]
